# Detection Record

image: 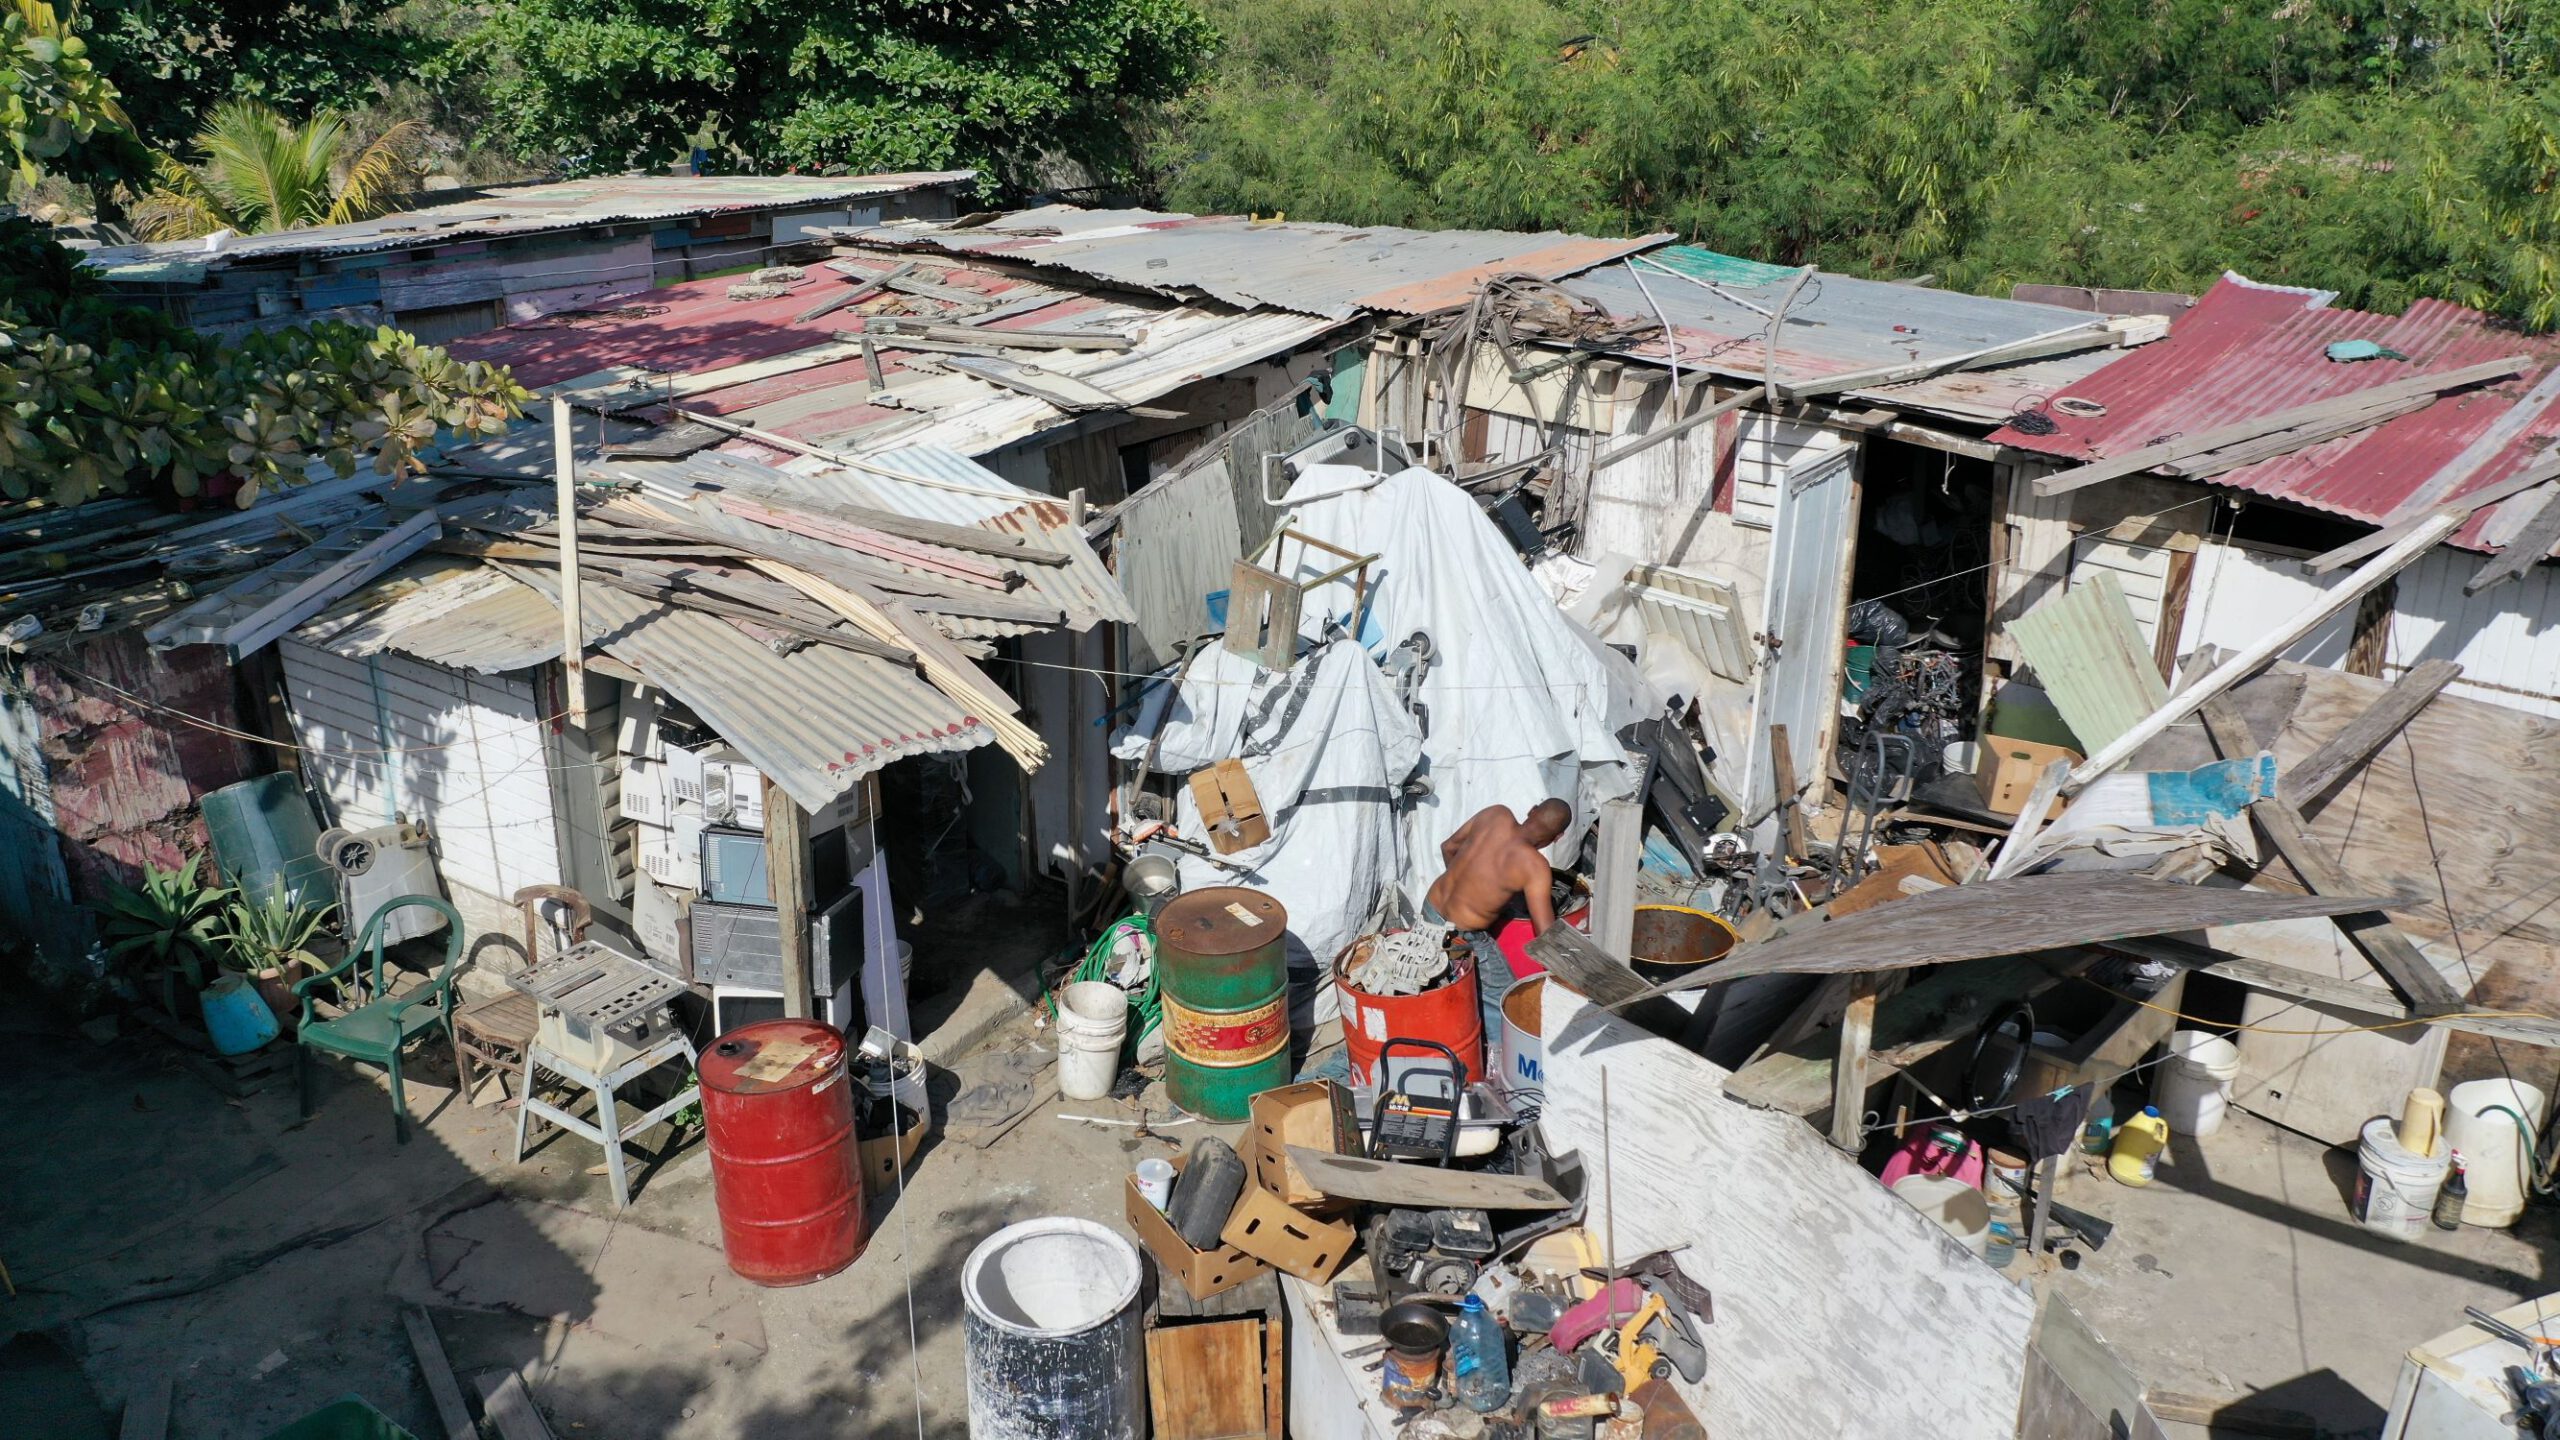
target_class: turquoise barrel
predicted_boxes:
[1155,887,1292,1122]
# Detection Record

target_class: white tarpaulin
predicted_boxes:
[1276,465,1642,895]
[1113,638,1423,1026]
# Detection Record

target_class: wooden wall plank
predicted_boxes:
[1541,985,2038,1440]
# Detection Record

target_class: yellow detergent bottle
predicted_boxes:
[2109,1105,2171,1186]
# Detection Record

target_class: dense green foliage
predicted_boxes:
[84,0,426,155]
[457,0,1218,185]
[1,0,141,186]
[1153,0,2560,327]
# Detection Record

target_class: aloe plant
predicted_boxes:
[215,884,337,978]
[89,862,232,1009]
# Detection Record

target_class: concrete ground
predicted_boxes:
[2050,1105,2557,1438]
[0,886,1220,1439]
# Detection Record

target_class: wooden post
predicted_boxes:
[552,398,588,727]
[765,776,813,1020]
[1768,723,1809,863]
[1830,972,1879,1153]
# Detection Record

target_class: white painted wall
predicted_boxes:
[278,640,562,900]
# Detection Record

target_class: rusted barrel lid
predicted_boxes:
[700,1019,845,1095]
[1156,886,1288,956]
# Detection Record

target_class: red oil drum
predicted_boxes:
[1334,932,1485,1090]
[699,1019,865,1286]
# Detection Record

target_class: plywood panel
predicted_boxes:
[1541,985,2037,1440]
[1146,1318,1269,1440]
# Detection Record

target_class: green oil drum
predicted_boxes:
[1155,886,1292,1121]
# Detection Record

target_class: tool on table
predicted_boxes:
[1369,1037,1467,1163]
[2510,1366,2560,1440]
[1600,1293,1673,1391]
[1371,1206,1499,1295]
[512,940,686,1071]
[2469,1306,2559,1371]
[1551,1278,1645,1356]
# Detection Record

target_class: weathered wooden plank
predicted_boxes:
[2280,658,2460,809]
[2305,457,2560,573]
[2466,480,2560,594]
[1723,955,2077,1116]
[1592,384,1766,469]
[1590,796,1642,961]
[1282,1149,1570,1209]
[2100,935,2560,1048]
[477,1370,558,1440]
[1985,759,2070,880]
[1523,922,1653,1007]
[2198,696,2466,1012]
[1768,722,1808,863]
[1146,1318,1269,1440]
[1606,874,2401,1008]
[1542,985,2038,1440]
[402,1308,477,1440]
[1829,972,1881,1152]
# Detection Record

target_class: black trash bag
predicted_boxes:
[1845,598,1911,650]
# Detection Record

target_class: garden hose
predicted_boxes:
[1047,915,1163,1044]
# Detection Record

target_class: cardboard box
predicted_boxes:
[1220,1179,1355,1283]
[1126,1158,1272,1301]
[1243,1081,1359,1210]
[1975,736,2081,819]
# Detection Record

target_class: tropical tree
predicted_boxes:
[132,101,426,240]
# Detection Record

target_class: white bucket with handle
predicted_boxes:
[1056,981,1129,1102]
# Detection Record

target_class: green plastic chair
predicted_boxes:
[295,894,466,1143]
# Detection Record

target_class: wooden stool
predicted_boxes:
[452,886,593,1110]
[451,991,541,1108]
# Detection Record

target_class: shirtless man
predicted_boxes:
[1425,799,1571,1040]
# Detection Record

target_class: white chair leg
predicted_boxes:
[596,1074,630,1209]
[511,1048,540,1163]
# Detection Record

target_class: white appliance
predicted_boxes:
[315,822,448,943]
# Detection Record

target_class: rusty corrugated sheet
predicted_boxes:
[498,568,990,812]
[845,211,1665,319]
[297,558,567,673]
[85,172,976,278]
[1990,277,2560,557]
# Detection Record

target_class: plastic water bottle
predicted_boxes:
[1449,1294,1511,1413]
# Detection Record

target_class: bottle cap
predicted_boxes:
[1461,1294,1485,1313]
[2142,1105,2161,1118]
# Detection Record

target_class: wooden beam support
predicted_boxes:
[1590,796,1642,962]
[2281,658,2460,810]
[2196,697,2466,1013]
[1985,759,2070,881]
[2033,357,2529,498]
[402,1308,478,1440]
[766,777,813,1020]
[2105,934,2560,1048]
[1592,384,1764,469]
[1768,723,1809,863]
[1830,972,1881,1152]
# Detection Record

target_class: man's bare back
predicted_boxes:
[1425,800,1570,932]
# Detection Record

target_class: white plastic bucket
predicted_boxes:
[2447,1079,2547,1228]
[1893,1173,1992,1258]
[1056,981,1129,1102]
[2155,1031,2242,1138]
[963,1217,1144,1439]
[2356,1116,2451,1241]
[1499,975,1548,1111]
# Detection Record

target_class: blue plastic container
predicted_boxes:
[201,973,280,1055]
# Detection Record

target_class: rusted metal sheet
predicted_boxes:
[1990,277,2560,558]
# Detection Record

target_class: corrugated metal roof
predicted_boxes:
[501,566,989,810]
[1989,276,2560,557]
[1567,247,2122,394]
[84,172,976,278]
[586,442,1136,632]
[1862,348,2128,426]
[297,558,564,672]
[844,211,1666,319]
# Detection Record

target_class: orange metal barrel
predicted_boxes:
[1334,932,1485,1090]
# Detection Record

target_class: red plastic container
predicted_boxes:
[699,1019,866,1286]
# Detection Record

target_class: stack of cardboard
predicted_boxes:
[1128,1080,1364,1300]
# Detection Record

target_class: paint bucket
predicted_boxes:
[1498,975,1549,1111]
[2355,1115,2452,1242]
[2154,1031,2242,1138]
[201,973,280,1056]
[1055,981,1130,1102]
[962,1218,1145,1440]
[1892,1173,1991,1258]
[1335,933,1484,1090]
[1879,1127,1984,1191]
[1941,740,1982,777]
[1627,905,1739,984]
[2446,1079,2547,1228]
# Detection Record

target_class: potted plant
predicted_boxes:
[89,863,233,1021]
[216,884,338,1031]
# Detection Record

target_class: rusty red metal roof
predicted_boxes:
[1990,277,2560,554]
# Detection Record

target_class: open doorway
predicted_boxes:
[1833,436,1999,790]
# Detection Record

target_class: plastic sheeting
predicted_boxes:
[1113,638,1423,1027]
[1276,466,1642,892]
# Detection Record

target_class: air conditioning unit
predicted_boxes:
[314,822,448,944]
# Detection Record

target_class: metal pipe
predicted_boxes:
[553,398,588,727]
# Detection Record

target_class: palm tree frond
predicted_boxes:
[195,101,331,234]
[130,152,235,241]
[325,119,428,227]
